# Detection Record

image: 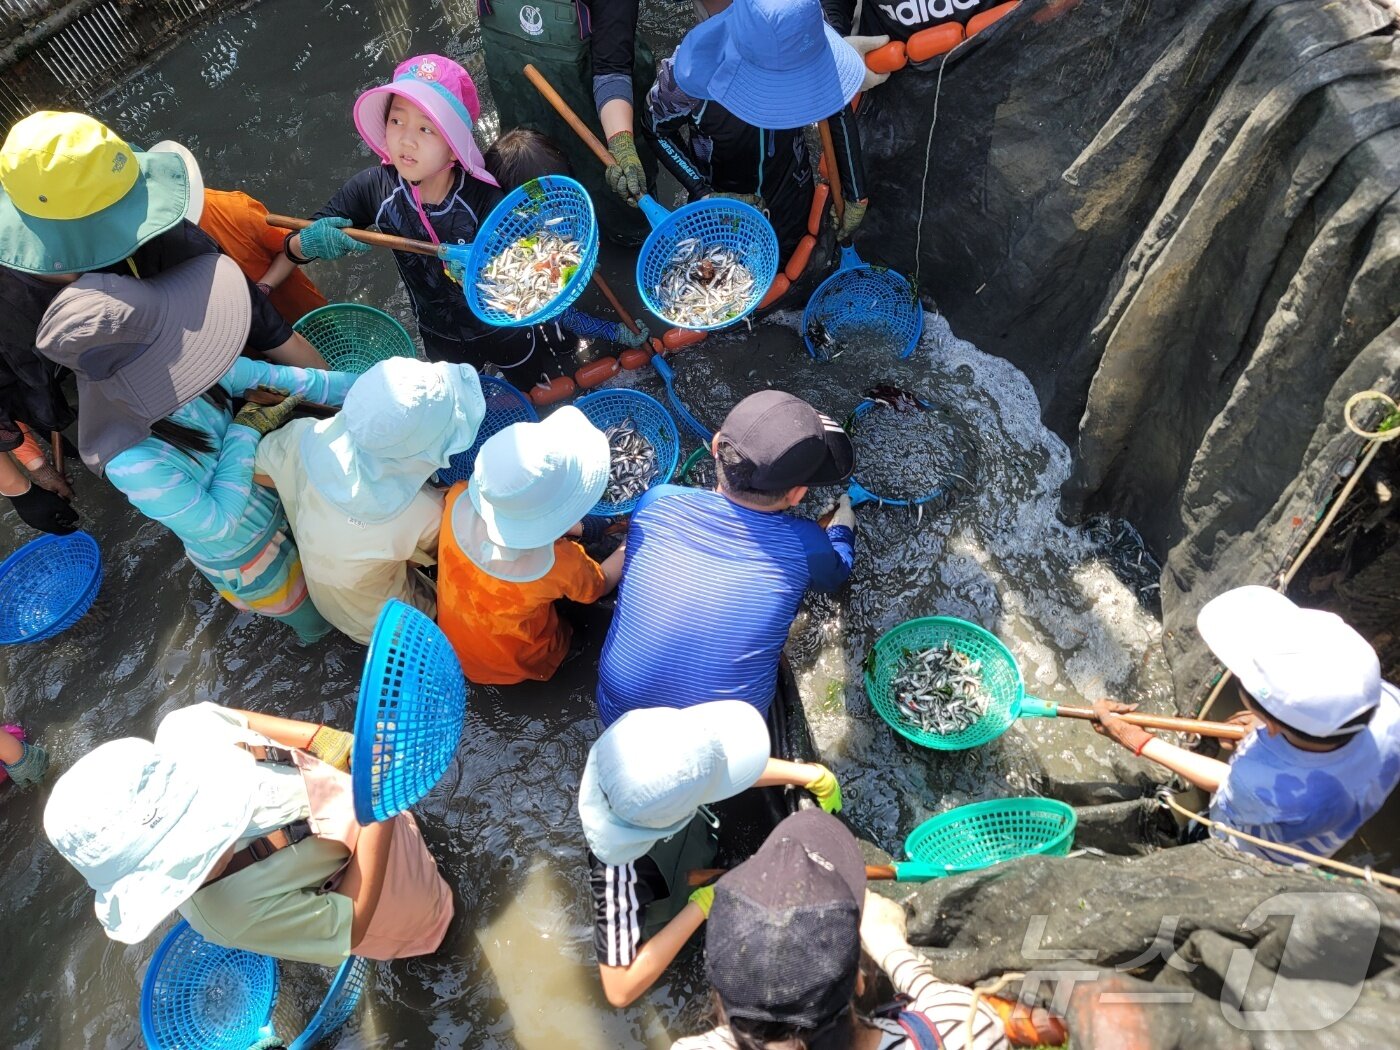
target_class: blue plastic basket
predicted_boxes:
[287,957,371,1050]
[636,196,779,331]
[576,389,681,517]
[466,176,599,328]
[437,376,540,486]
[0,531,102,644]
[352,600,469,825]
[802,246,923,361]
[844,398,957,510]
[141,920,279,1050]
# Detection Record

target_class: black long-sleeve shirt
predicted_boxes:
[641,57,866,259]
[822,0,1002,40]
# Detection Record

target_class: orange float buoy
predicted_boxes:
[575,356,620,389]
[968,0,1020,35]
[758,273,792,310]
[784,236,819,282]
[662,328,708,351]
[529,375,576,407]
[906,23,964,62]
[619,347,653,370]
[864,40,908,73]
[807,182,831,237]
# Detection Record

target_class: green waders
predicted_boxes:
[641,806,720,940]
[480,0,659,246]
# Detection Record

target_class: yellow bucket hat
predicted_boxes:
[0,111,189,274]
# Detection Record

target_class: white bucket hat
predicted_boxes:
[1197,586,1382,737]
[43,737,256,944]
[467,406,610,551]
[303,357,485,524]
[147,141,204,224]
[449,494,557,583]
[578,701,772,865]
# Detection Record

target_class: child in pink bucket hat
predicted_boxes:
[288,55,538,386]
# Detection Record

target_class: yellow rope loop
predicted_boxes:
[1343,389,1400,441]
[1156,792,1400,891]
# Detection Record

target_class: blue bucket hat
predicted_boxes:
[672,0,865,131]
[302,357,485,524]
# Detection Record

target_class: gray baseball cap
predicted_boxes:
[36,253,251,474]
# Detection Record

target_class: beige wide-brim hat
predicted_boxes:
[35,253,251,473]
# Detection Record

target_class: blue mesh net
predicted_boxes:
[0,531,102,644]
[292,305,418,375]
[636,198,779,331]
[287,957,371,1050]
[140,920,279,1050]
[437,376,539,486]
[465,176,599,328]
[352,601,469,824]
[576,390,681,517]
[802,248,922,361]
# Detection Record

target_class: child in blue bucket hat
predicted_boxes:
[288,55,539,388]
[578,700,843,1008]
[254,356,486,644]
[641,0,873,261]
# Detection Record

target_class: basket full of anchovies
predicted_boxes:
[890,642,989,737]
[653,239,757,329]
[474,229,583,321]
[603,417,659,507]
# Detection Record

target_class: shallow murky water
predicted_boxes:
[7,2,1388,1048]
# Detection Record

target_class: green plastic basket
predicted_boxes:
[904,797,1077,874]
[292,304,417,375]
[863,616,1057,751]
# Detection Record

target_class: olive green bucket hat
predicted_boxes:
[0,111,189,275]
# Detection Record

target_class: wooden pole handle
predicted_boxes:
[523,63,617,170]
[818,120,845,225]
[241,387,339,419]
[51,430,63,475]
[264,214,441,258]
[590,273,641,335]
[1054,705,1247,740]
[688,864,898,887]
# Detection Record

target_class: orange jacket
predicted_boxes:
[437,483,608,685]
[199,188,328,324]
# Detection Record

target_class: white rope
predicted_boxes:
[912,45,962,291]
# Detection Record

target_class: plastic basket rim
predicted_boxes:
[576,388,682,515]
[844,399,953,509]
[0,531,102,644]
[437,376,540,485]
[140,918,278,1050]
[801,256,923,360]
[292,302,415,342]
[902,797,1078,873]
[636,198,779,332]
[863,615,1027,751]
[465,175,599,328]
[351,600,467,824]
[286,955,370,1050]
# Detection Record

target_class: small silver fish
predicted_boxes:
[654,241,755,327]
[889,642,987,735]
[603,418,659,504]
[477,230,582,319]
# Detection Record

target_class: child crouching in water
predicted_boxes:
[45,703,452,966]
[436,407,625,684]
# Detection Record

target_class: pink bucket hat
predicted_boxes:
[353,54,498,188]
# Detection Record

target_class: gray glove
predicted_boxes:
[829,493,856,531]
[4,740,50,787]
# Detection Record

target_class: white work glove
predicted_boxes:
[829,493,856,531]
[845,34,893,93]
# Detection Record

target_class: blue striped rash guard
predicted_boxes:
[596,485,855,726]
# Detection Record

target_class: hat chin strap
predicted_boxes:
[406,161,458,248]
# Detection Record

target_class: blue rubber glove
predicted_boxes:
[3,740,50,787]
[298,217,372,261]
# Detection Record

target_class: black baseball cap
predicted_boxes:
[705,809,867,1029]
[717,390,854,490]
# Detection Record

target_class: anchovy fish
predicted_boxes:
[655,238,755,328]
[603,417,659,504]
[476,230,582,319]
[890,642,987,736]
